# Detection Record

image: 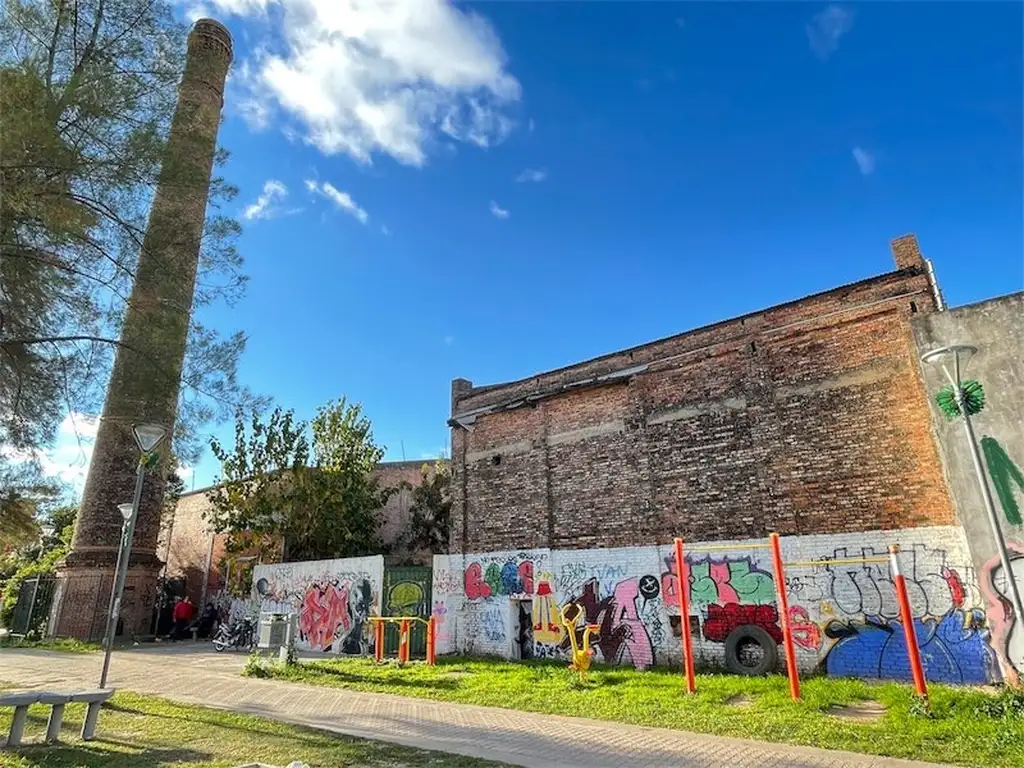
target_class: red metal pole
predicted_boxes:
[890,545,928,701]
[674,537,696,694]
[398,618,410,665]
[374,619,384,663]
[426,616,436,666]
[770,532,801,700]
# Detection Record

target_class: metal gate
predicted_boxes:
[381,566,432,657]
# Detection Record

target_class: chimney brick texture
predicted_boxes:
[56,20,233,639]
[890,233,925,271]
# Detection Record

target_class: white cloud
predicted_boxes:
[515,167,547,183]
[852,146,875,175]
[528,118,535,133]
[806,5,854,59]
[305,179,369,223]
[3,412,197,496]
[381,224,391,236]
[443,335,455,346]
[242,179,289,220]
[489,201,509,219]
[1,412,98,492]
[209,0,521,166]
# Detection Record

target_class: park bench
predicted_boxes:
[0,688,113,746]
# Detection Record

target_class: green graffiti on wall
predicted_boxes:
[982,436,1024,526]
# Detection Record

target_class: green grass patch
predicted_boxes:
[0,637,100,653]
[249,655,1023,767]
[0,689,504,767]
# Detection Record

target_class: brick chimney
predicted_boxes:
[891,233,924,271]
[451,378,473,415]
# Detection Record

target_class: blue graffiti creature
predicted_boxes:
[825,609,998,684]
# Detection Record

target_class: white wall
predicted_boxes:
[251,555,384,654]
[433,526,1001,684]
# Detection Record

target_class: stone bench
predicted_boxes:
[0,689,113,746]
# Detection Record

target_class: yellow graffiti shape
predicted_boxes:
[532,573,562,643]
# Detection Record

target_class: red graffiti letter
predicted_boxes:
[518,561,534,595]
[464,563,491,600]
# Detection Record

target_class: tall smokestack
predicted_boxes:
[55,20,233,639]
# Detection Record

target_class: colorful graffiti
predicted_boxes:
[532,573,562,643]
[981,436,1024,525]
[388,582,426,616]
[431,530,1001,684]
[661,555,775,607]
[788,605,823,650]
[702,603,782,644]
[559,578,654,669]
[981,546,1024,683]
[824,609,997,684]
[465,560,534,600]
[298,579,373,654]
[252,556,383,655]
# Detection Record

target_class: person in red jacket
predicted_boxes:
[170,596,195,641]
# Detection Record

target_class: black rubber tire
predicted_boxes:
[723,624,778,676]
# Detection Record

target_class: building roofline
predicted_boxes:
[458,266,924,400]
[177,458,449,499]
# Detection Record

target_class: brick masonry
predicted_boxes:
[161,460,442,605]
[450,236,954,555]
[432,524,1002,683]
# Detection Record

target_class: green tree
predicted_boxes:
[0,0,260,467]
[206,399,392,567]
[404,462,451,559]
[0,462,58,551]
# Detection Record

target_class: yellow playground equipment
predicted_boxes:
[561,603,600,682]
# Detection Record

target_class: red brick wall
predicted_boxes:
[450,250,954,554]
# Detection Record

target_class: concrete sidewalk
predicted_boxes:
[0,649,955,768]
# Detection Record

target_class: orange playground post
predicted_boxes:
[674,537,696,694]
[427,616,437,666]
[398,618,411,665]
[374,618,385,663]
[890,545,929,702]
[770,532,801,700]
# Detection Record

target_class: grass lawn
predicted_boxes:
[0,637,100,654]
[249,655,1024,767]
[0,689,503,767]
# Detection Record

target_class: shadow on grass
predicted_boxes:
[308,666,461,691]
[9,742,211,767]
[101,702,342,750]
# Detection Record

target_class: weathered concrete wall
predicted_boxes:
[912,291,1024,682]
[432,526,1000,684]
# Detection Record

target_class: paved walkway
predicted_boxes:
[0,648,955,768]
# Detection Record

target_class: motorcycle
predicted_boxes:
[212,615,256,652]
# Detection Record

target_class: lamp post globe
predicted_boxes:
[132,423,167,454]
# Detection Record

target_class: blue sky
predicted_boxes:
[48,2,1024,492]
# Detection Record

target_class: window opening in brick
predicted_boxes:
[491,454,501,466]
[910,301,918,314]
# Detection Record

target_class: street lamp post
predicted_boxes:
[98,423,167,689]
[921,344,1024,644]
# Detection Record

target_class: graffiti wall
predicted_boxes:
[433,549,550,658]
[435,526,1002,683]
[251,555,384,654]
